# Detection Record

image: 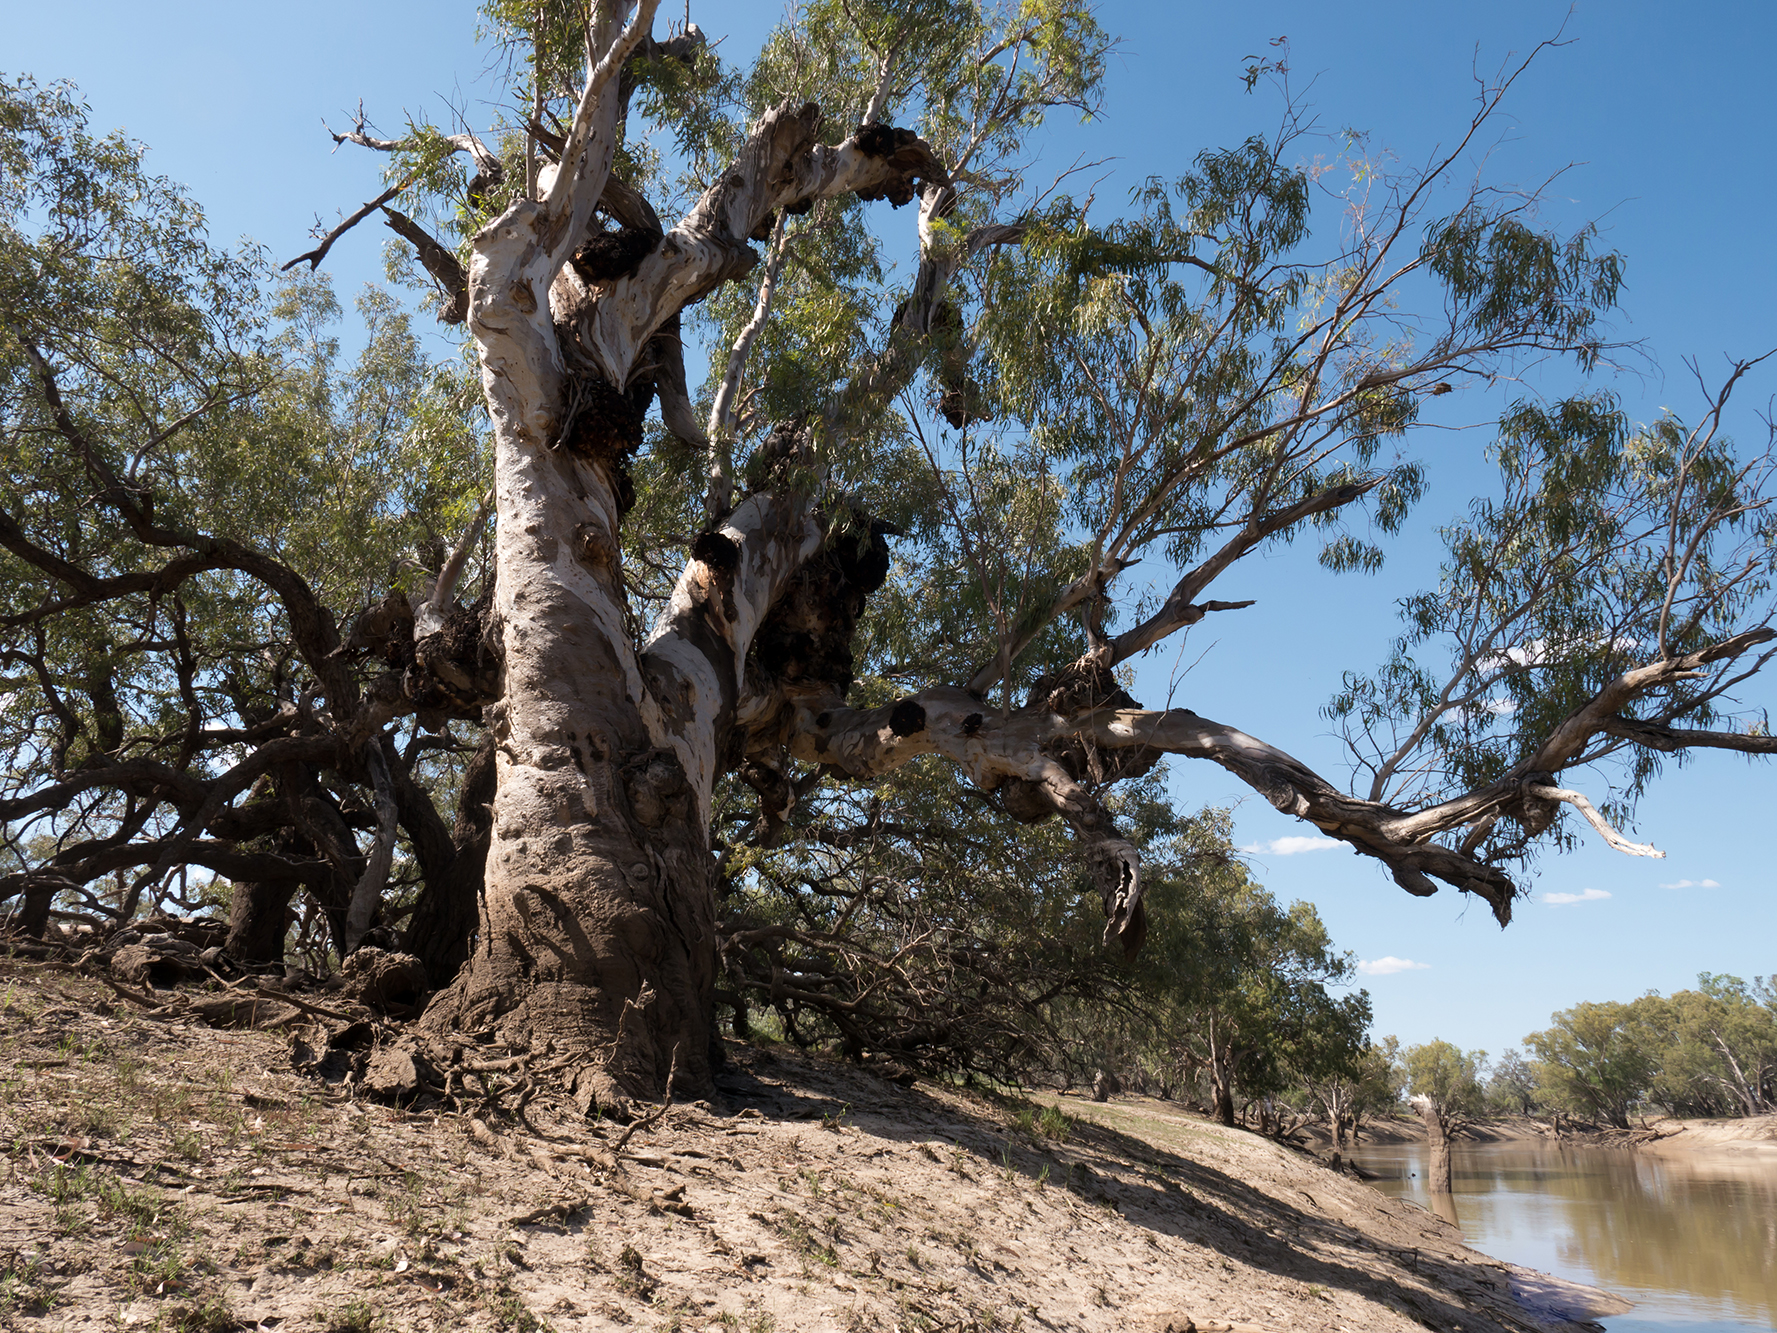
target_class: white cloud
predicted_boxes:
[1541,887,1612,905]
[1357,956,1431,976]
[1659,878,1720,890]
[1239,836,1343,856]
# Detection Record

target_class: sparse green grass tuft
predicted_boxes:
[491,1295,551,1332]
[325,1297,381,1333]
[167,1294,237,1332]
[1035,1104,1073,1143]
[0,1250,56,1316]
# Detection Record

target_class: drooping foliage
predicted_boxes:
[0,76,491,967]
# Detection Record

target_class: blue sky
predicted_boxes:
[11,1,1775,1059]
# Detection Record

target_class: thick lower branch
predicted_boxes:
[1600,713,1777,754]
[768,686,1517,924]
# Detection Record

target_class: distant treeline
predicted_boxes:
[1358,974,1777,1133]
[1074,970,1776,1143]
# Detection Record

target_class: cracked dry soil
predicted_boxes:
[1,964,1607,1333]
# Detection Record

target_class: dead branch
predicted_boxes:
[284,182,407,272]
[381,207,468,322]
[611,1042,680,1161]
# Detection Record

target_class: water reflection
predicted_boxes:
[1350,1141,1777,1332]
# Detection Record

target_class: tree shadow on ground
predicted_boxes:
[723,1044,1555,1333]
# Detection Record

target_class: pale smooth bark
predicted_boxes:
[1415,1096,1455,1194]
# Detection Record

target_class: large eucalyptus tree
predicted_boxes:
[10,0,1777,1111]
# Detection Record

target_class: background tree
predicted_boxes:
[1485,1047,1541,1116]
[1525,1001,1656,1129]
[1303,1035,1405,1160]
[1142,858,1367,1128]
[0,77,492,980]
[1404,1038,1487,1190]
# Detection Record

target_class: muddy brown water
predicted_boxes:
[1349,1140,1777,1332]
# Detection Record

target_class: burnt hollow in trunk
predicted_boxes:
[747,518,892,695]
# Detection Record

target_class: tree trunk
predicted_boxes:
[401,737,497,986]
[224,876,296,964]
[418,417,720,1108]
[1211,1065,1236,1127]
[1420,1098,1453,1193]
[410,7,966,1110]
[2,872,59,939]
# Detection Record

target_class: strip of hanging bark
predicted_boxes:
[650,312,705,449]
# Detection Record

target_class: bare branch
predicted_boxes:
[283,182,406,272]
[343,743,400,953]
[704,213,788,520]
[1524,784,1663,858]
[381,207,468,322]
[1600,715,1777,754]
[544,0,662,239]
[418,488,495,637]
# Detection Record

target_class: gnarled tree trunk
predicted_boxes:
[224,871,298,965]
[408,3,967,1110]
[1418,1096,1454,1193]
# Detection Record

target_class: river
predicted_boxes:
[1348,1139,1777,1332]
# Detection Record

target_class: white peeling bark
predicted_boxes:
[764,685,1517,923]
[417,487,493,638]
[1524,785,1663,857]
[642,491,824,823]
[422,2,717,1109]
[581,102,948,382]
[772,686,1145,950]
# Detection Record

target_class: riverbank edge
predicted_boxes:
[1314,1110,1777,1158]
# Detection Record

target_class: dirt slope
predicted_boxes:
[1,962,1617,1333]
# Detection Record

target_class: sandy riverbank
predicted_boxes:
[1300,1109,1777,1158]
[1634,1114,1777,1158]
[1,961,1623,1333]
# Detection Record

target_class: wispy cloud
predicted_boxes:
[1659,878,1720,890]
[1541,887,1612,905]
[1239,836,1342,856]
[1357,956,1431,976]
